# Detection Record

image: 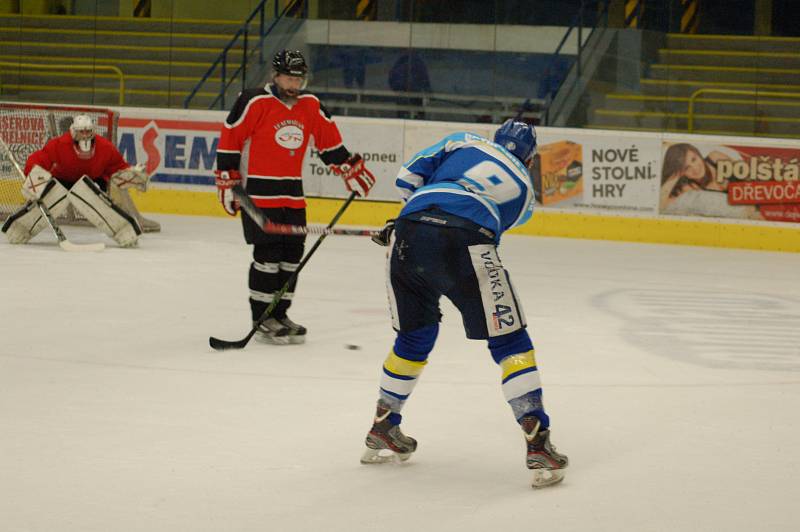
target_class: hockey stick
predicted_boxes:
[209,189,359,351]
[231,184,376,237]
[0,137,105,252]
[35,199,105,252]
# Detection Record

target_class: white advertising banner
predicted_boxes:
[303,117,404,200]
[534,128,661,213]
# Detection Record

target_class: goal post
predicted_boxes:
[0,102,160,232]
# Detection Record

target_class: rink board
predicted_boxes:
[129,187,800,253]
[106,106,800,253]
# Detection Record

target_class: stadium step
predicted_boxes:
[648,64,800,85]
[588,32,800,138]
[0,13,250,109]
[0,26,232,48]
[0,13,244,35]
[592,109,800,138]
[1,40,241,64]
[604,93,800,118]
[657,49,800,69]
[665,33,800,54]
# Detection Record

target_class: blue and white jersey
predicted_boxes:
[395,132,534,241]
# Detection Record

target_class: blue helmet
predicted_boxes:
[494,119,537,164]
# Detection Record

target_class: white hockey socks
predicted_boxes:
[1,180,70,244]
[68,176,142,247]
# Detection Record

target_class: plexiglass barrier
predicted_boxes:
[1,0,799,138]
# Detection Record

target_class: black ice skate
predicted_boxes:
[360,402,417,464]
[278,316,306,344]
[253,318,290,345]
[522,416,569,488]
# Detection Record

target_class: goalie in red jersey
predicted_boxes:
[2,114,150,247]
[216,49,376,345]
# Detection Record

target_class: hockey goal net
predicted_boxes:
[0,102,160,232]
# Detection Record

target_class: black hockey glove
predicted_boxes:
[371,219,395,247]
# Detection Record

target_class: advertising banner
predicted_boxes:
[304,117,404,201]
[659,141,800,223]
[116,108,406,201]
[112,105,799,223]
[117,108,224,188]
[533,130,661,213]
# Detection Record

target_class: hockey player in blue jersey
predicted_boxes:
[360,120,568,488]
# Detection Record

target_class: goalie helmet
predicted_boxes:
[69,114,96,159]
[494,119,537,165]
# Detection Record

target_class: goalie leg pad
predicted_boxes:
[68,176,142,247]
[108,184,161,233]
[1,180,70,244]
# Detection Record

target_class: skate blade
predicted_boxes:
[254,334,290,345]
[531,469,565,488]
[287,335,306,345]
[360,447,412,464]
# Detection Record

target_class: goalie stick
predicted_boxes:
[0,137,104,252]
[231,184,377,237]
[209,189,358,351]
[35,198,105,252]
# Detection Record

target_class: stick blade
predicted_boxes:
[209,336,248,351]
[59,240,106,252]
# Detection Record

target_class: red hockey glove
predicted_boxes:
[332,154,376,198]
[215,169,242,216]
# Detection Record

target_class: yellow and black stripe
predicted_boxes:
[133,0,151,17]
[356,0,377,21]
[624,0,644,28]
[680,0,699,34]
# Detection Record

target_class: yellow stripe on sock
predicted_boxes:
[384,350,427,377]
[500,350,537,381]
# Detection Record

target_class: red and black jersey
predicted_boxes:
[24,132,129,184]
[216,84,350,209]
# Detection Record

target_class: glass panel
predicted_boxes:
[555,0,800,140]
[1,0,797,141]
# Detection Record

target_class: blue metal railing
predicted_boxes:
[183,0,305,109]
[541,0,610,124]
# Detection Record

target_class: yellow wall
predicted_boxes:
[150,0,263,20]
[0,0,19,14]
[2,0,73,14]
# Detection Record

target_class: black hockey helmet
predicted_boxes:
[272,49,308,77]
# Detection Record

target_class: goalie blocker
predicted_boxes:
[2,176,142,247]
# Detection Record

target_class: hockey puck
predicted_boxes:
[345,344,362,350]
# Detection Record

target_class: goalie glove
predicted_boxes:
[21,165,53,201]
[215,169,242,216]
[110,164,150,192]
[332,153,376,198]
[371,219,395,247]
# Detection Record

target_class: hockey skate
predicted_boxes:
[253,318,291,345]
[278,316,306,344]
[360,402,417,464]
[522,416,568,488]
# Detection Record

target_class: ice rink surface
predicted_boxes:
[1,214,799,532]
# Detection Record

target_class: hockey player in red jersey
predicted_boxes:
[215,49,375,345]
[2,114,149,247]
[23,114,129,184]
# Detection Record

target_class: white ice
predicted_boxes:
[1,214,799,532]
